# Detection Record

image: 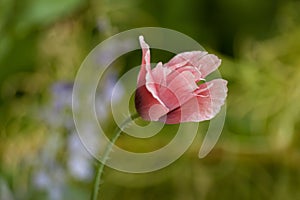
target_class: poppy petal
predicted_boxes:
[137,35,151,87]
[165,51,221,79]
[163,79,227,124]
[135,36,169,121]
[160,70,198,111]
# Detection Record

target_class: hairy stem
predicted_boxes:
[91,113,140,200]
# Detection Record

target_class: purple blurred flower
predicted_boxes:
[67,132,93,181]
[96,71,124,120]
[51,82,73,111]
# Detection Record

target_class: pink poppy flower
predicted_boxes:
[135,36,228,124]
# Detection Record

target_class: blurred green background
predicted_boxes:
[1,0,300,199]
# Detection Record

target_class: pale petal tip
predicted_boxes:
[139,35,149,49]
[139,35,144,41]
[209,54,222,66]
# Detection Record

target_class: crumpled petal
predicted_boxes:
[165,51,221,80]
[158,70,198,111]
[151,62,171,88]
[162,79,228,124]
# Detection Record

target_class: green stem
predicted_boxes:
[91,113,140,200]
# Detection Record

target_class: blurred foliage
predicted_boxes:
[1,0,300,199]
